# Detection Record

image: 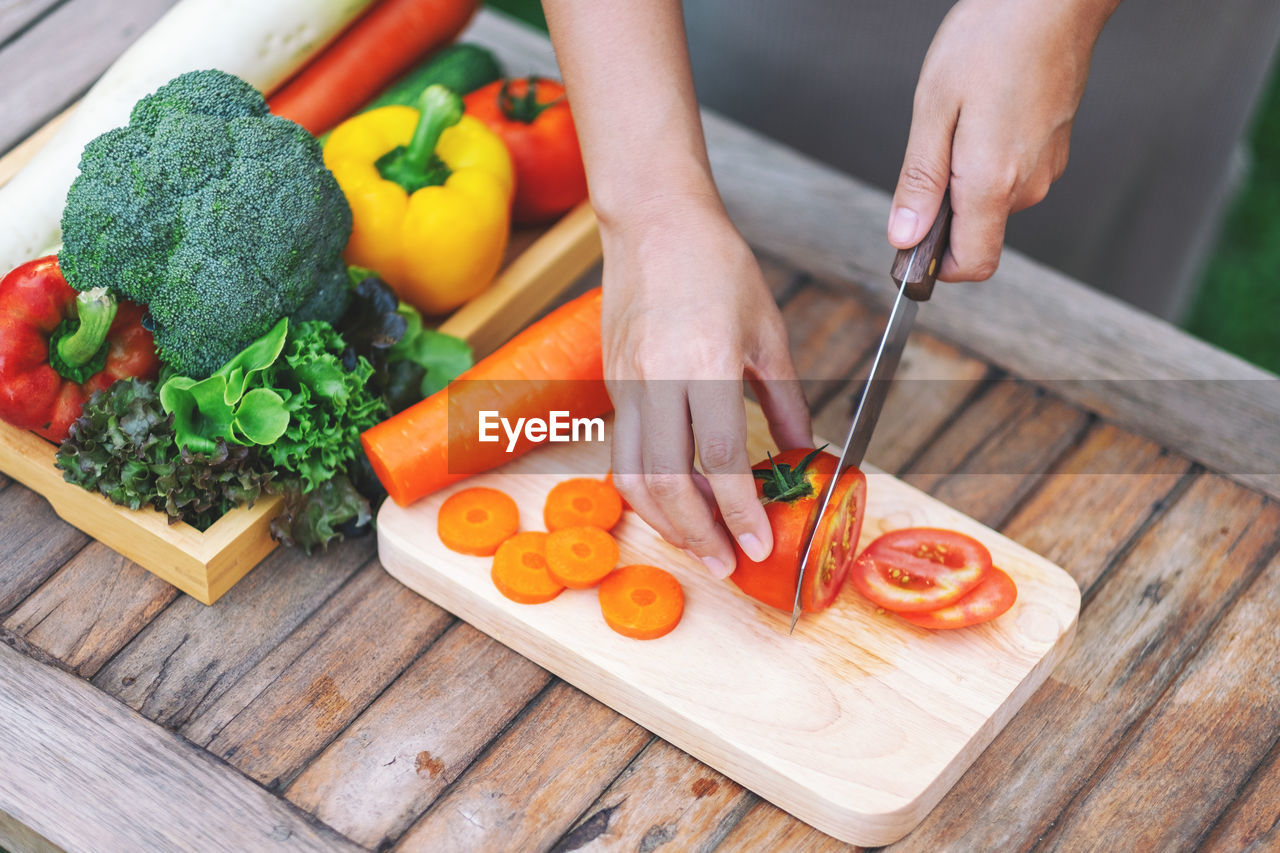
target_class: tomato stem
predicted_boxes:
[754,445,828,504]
[498,76,564,124]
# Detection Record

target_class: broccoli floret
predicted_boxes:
[60,69,352,378]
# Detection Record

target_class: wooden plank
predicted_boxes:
[378,409,1081,846]
[285,623,549,849]
[0,644,362,852]
[395,681,650,852]
[0,484,88,618]
[715,798,855,852]
[1037,548,1280,850]
[92,538,372,728]
[552,740,753,852]
[902,380,1091,528]
[812,333,989,476]
[1,542,177,677]
[0,0,61,45]
[465,10,1280,504]
[0,0,177,155]
[1200,740,1280,852]
[779,283,882,410]
[177,562,424,750]
[1000,423,1193,592]
[890,475,1280,850]
[200,562,453,790]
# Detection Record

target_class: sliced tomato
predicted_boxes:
[728,448,867,613]
[848,527,991,613]
[898,566,1018,629]
[804,465,867,610]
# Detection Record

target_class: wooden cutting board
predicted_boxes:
[377,409,1080,846]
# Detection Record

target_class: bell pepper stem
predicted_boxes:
[376,85,464,193]
[56,287,117,369]
[405,85,464,172]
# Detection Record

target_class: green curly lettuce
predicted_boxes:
[159,318,389,494]
[269,474,372,554]
[77,318,404,549]
[262,320,389,492]
[55,379,274,531]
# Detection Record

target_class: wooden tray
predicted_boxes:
[0,122,602,605]
[377,409,1081,846]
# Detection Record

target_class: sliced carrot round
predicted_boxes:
[546,526,620,589]
[437,487,520,556]
[492,532,563,604]
[598,565,684,640]
[544,477,623,531]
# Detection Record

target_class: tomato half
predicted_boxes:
[848,527,991,613]
[728,448,867,613]
[898,566,1018,629]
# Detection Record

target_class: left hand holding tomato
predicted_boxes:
[600,197,812,580]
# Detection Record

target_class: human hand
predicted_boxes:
[888,0,1117,280]
[600,193,811,579]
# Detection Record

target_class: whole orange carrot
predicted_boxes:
[268,0,478,135]
[362,288,612,506]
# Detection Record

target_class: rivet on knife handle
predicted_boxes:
[890,190,953,302]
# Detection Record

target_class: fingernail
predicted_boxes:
[889,207,918,245]
[737,532,768,563]
[702,555,732,579]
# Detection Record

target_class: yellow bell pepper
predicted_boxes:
[324,86,514,315]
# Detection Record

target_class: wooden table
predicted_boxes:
[3,6,1279,852]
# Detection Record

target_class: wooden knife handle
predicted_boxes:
[890,191,953,302]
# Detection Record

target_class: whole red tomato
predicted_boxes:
[728,447,867,613]
[464,77,589,225]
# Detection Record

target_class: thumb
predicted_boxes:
[889,98,956,249]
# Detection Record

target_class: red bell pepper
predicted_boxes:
[0,256,159,441]
[463,77,589,225]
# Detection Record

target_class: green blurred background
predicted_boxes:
[488,0,1280,375]
[1183,69,1280,374]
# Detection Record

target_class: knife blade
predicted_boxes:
[788,191,954,633]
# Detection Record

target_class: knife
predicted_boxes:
[788,191,954,633]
